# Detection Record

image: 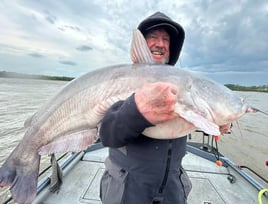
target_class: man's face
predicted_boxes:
[145,28,170,64]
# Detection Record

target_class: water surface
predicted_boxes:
[0,78,267,202]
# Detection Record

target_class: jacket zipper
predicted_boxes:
[158,140,173,194]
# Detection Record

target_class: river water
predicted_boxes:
[0,77,267,202]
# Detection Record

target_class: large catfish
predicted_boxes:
[0,31,263,204]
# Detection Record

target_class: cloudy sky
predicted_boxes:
[0,0,267,85]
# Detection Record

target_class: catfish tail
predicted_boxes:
[0,152,40,204]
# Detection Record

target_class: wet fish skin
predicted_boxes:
[0,63,253,203]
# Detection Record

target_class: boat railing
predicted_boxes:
[187,131,268,199]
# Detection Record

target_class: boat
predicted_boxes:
[2,132,268,204]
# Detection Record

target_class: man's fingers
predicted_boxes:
[134,82,179,124]
[168,83,178,95]
[219,123,231,134]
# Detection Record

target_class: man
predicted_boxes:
[99,12,190,204]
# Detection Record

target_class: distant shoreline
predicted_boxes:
[0,70,267,93]
[224,84,268,93]
[0,71,74,81]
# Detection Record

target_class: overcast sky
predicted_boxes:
[0,0,267,85]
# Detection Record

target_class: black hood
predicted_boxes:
[137,12,185,65]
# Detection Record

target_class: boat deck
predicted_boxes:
[32,143,268,204]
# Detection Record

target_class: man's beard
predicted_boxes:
[151,47,169,64]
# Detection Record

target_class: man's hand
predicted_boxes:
[219,123,232,134]
[134,82,179,124]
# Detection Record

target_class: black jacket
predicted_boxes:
[99,94,191,204]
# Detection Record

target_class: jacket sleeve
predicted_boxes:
[99,93,153,148]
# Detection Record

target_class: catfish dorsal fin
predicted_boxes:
[130,29,154,64]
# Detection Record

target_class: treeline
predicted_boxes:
[0,71,267,92]
[0,71,74,81]
[225,84,268,93]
